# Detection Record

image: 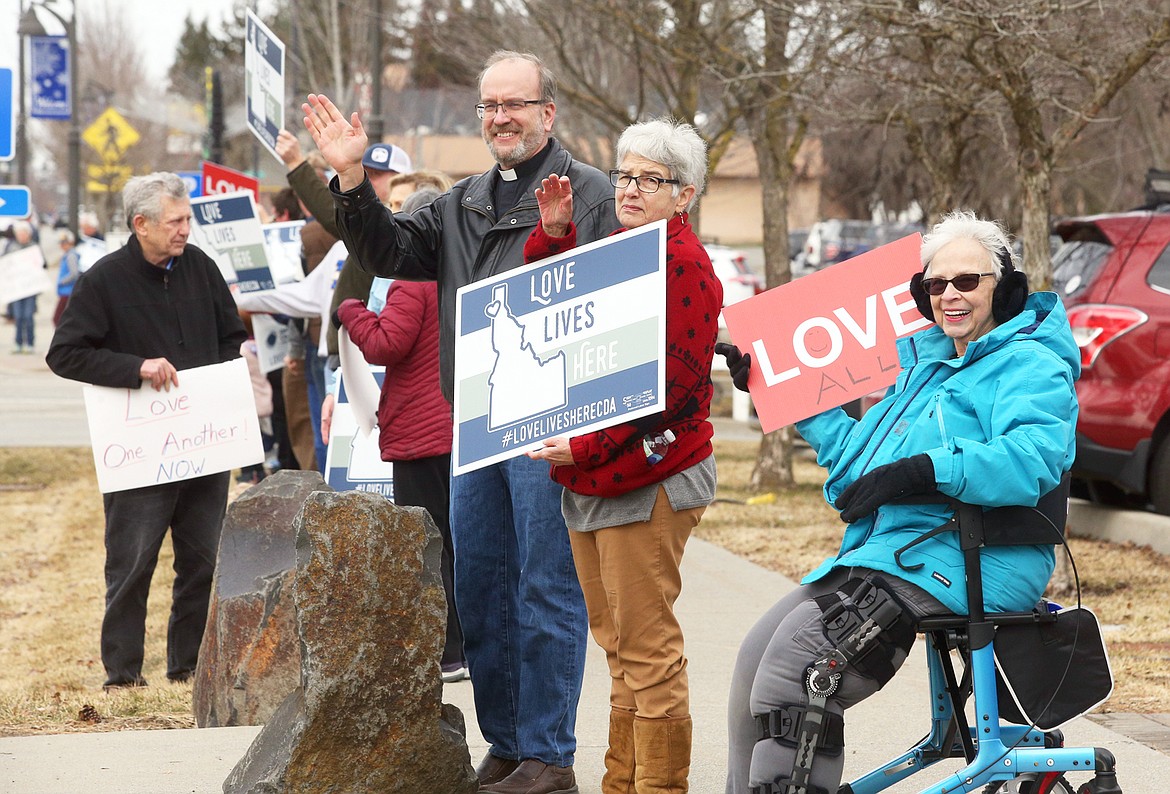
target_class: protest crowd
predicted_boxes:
[4,39,1100,794]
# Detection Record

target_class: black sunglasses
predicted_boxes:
[920,272,995,296]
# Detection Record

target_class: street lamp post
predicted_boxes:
[16,2,46,189]
[33,1,81,236]
[16,2,79,234]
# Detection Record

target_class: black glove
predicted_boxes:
[330,307,344,330]
[833,454,936,523]
[715,342,752,393]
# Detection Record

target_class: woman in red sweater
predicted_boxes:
[524,117,722,794]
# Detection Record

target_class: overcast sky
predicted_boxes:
[3,0,248,79]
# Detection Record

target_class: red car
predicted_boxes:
[1052,208,1170,514]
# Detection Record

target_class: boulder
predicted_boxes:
[223,490,477,794]
[194,470,331,727]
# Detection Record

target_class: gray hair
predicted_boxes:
[920,209,1015,278]
[57,228,76,245]
[123,172,189,229]
[615,117,708,212]
[402,186,443,214]
[478,51,557,103]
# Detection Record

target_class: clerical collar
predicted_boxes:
[499,168,518,182]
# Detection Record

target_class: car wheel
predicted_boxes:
[1149,439,1170,516]
[1085,479,1142,510]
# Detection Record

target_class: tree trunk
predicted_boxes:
[1018,154,1054,289]
[751,426,795,491]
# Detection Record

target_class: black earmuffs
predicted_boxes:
[910,245,1029,324]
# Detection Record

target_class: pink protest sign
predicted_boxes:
[722,233,930,433]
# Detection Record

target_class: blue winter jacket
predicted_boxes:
[796,292,1080,615]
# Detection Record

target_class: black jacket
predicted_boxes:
[330,137,621,402]
[47,235,247,388]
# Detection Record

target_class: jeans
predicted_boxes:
[100,472,230,685]
[304,349,327,474]
[10,295,36,348]
[451,454,588,767]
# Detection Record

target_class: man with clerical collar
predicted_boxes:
[304,50,621,793]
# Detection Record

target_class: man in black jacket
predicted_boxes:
[304,51,620,794]
[47,172,247,690]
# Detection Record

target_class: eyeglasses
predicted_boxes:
[920,272,995,296]
[475,99,545,119]
[609,170,680,194]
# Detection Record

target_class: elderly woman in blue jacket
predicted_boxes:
[718,210,1080,794]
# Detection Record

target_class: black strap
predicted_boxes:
[754,704,845,755]
[750,779,829,794]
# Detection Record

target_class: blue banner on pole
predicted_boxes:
[30,36,71,121]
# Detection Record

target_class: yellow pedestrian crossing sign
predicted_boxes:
[83,107,139,163]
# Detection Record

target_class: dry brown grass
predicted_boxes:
[0,441,1167,737]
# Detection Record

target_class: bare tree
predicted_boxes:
[853,0,1170,286]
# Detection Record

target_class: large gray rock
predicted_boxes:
[194,470,331,727]
[223,490,477,794]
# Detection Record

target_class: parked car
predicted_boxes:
[803,219,875,269]
[1051,209,1170,514]
[708,243,763,328]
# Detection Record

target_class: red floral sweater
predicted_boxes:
[523,213,722,497]
[336,281,452,462]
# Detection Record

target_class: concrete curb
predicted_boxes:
[1068,498,1170,556]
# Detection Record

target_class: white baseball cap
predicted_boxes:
[362,143,413,174]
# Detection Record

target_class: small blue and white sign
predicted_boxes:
[0,185,32,218]
[261,220,305,284]
[452,220,668,475]
[29,36,70,120]
[0,68,14,161]
[325,367,395,497]
[178,170,203,199]
[244,9,285,163]
[187,190,270,289]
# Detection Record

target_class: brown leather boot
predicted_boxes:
[603,708,637,794]
[632,715,692,794]
[479,758,578,793]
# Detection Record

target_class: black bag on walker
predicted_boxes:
[993,604,1113,730]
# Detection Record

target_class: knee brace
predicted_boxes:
[751,575,915,794]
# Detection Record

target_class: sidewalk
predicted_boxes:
[3,540,1170,794]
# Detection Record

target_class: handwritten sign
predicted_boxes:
[722,234,930,433]
[82,358,264,493]
[0,245,52,304]
[453,221,667,475]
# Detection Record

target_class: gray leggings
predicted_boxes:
[725,567,948,794]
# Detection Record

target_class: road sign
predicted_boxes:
[202,160,259,201]
[178,170,203,198]
[0,68,13,162]
[86,164,132,193]
[83,107,139,163]
[0,186,32,218]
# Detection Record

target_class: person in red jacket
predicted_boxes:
[524,117,722,794]
[334,264,466,680]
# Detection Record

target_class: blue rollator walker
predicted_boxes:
[840,478,1119,794]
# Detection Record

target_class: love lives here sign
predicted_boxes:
[722,234,930,433]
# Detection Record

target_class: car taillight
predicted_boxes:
[1066,304,1148,368]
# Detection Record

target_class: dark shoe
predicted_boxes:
[102,675,147,691]
[480,759,578,794]
[476,754,521,786]
[167,669,195,683]
[441,661,468,683]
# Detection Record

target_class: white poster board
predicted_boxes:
[262,220,306,284]
[324,362,394,498]
[187,190,270,289]
[245,9,285,163]
[452,221,667,475]
[250,312,291,374]
[82,358,264,493]
[0,245,52,304]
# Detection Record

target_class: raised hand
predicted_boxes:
[534,173,574,238]
[301,93,367,190]
[275,129,305,170]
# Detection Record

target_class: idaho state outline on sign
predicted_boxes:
[722,234,931,434]
[452,221,668,476]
